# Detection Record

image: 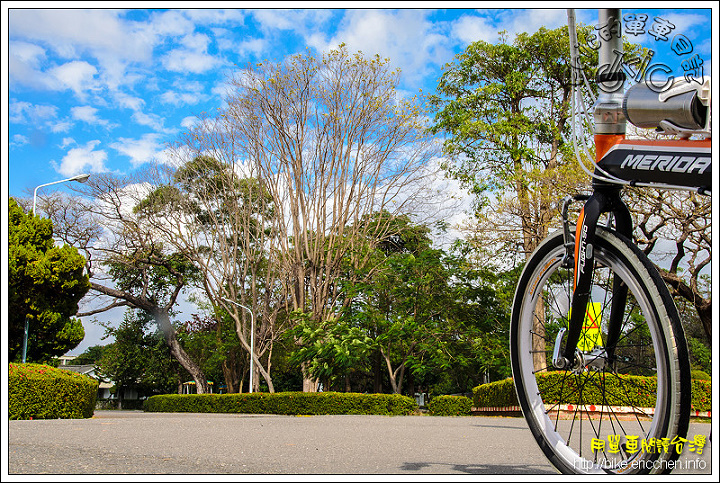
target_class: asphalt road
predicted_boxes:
[6,410,713,476]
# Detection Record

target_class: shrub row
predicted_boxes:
[144,391,419,416]
[9,363,98,420]
[427,395,472,416]
[473,373,712,413]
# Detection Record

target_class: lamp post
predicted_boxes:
[22,173,91,363]
[220,297,255,393]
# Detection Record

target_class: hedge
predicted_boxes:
[427,395,472,416]
[9,363,98,420]
[473,372,712,413]
[144,391,419,416]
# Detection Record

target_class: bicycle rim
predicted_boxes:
[511,229,689,474]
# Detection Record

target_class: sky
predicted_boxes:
[3,3,717,355]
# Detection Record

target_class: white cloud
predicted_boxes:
[53,140,108,176]
[10,134,29,148]
[131,111,167,132]
[160,90,201,106]
[50,119,74,134]
[71,105,100,123]
[59,138,76,149]
[114,92,146,112]
[8,41,49,89]
[453,14,504,44]
[180,116,199,129]
[323,10,453,87]
[9,101,58,124]
[110,133,165,168]
[163,49,220,74]
[49,61,99,96]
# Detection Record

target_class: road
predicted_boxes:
[6,410,712,476]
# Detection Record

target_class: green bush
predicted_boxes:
[427,395,472,416]
[144,391,419,416]
[690,379,711,412]
[473,372,712,413]
[691,369,711,381]
[473,377,518,408]
[9,363,98,419]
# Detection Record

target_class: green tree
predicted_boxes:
[430,26,602,260]
[134,156,285,393]
[8,197,90,362]
[39,172,213,394]
[96,310,179,404]
[72,345,107,365]
[290,215,510,395]
[167,45,439,391]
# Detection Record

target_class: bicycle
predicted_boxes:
[510,9,711,474]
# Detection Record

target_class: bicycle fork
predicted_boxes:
[554,186,633,372]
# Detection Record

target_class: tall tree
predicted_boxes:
[8,198,89,362]
[36,174,212,393]
[291,215,510,395]
[170,45,439,391]
[430,26,601,261]
[630,187,711,339]
[133,157,284,393]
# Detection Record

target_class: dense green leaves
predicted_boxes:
[9,363,98,419]
[288,215,511,395]
[95,310,180,399]
[8,198,90,362]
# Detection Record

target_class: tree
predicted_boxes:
[290,215,510,395]
[169,45,440,391]
[72,345,107,365]
[133,157,285,393]
[8,198,89,362]
[96,310,180,405]
[430,27,644,372]
[37,173,212,393]
[629,185,711,341]
[429,26,613,261]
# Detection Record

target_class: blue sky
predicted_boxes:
[3,4,716,354]
[4,6,715,198]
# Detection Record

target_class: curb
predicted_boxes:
[472,406,711,419]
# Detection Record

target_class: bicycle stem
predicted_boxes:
[559,9,633,368]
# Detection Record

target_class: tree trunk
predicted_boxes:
[301,362,318,392]
[153,308,210,394]
[660,270,712,340]
[373,350,383,393]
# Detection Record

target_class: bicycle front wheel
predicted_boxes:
[510,228,690,474]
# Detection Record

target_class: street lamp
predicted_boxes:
[32,173,91,216]
[22,173,91,363]
[220,297,255,393]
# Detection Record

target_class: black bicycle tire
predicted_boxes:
[510,227,691,474]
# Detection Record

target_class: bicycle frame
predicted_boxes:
[557,9,712,369]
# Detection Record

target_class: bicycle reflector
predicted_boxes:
[623,77,711,136]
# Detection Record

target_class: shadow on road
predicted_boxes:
[400,462,556,474]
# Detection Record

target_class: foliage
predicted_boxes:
[288,311,374,388]
[176,313,235,391]
[473,374,712,413]
[289,214,511,395]
[71,345,107,365]
[9,363,98,419]
[427,395,473,416]
[690,370,710,381]
[687,337,712,375]
[8,198,89,362]
[690,380,711,412]
[144,391,419,415]
[95,310,181,399]
[473,377,519,408]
